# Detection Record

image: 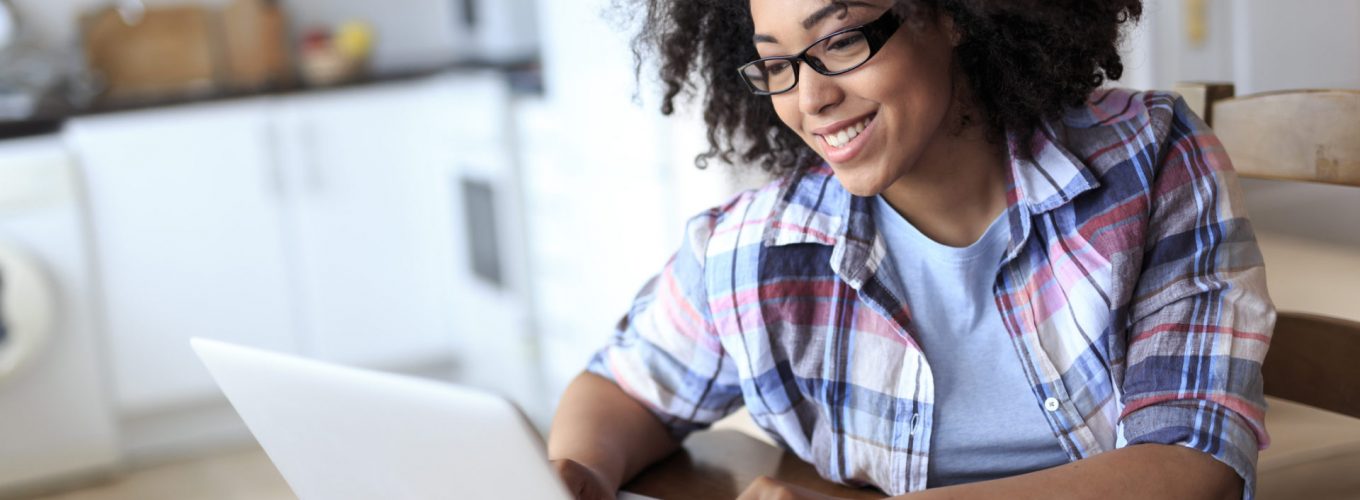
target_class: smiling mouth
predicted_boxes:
[816,113,876,149]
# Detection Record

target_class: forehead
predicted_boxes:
[749,0,888,32]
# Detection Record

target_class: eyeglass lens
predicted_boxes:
[741,30,872,93]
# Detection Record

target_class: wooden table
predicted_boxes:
[623,430,887,499]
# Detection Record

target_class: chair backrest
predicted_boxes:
[1176,82,1360,186]
[1260,313,1360,419]
[1176,82,1360,419]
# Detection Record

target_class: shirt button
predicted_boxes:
[1044,398,1061,412]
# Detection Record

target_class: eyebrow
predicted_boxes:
[752,1,875,44]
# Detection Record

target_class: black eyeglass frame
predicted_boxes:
[737,9,904,96]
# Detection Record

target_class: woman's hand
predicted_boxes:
[737,476,844,500]
[550,458,617,500]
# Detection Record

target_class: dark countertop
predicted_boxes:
[0,117,64,140]
[0,57,542,141]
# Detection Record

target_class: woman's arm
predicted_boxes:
[890,444,1239,500]
[548,372,682,496]
[549,205,749,498]
[739,444,1239,500]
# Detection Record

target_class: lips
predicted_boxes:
[818,114,873,148]
[813,112,877,163]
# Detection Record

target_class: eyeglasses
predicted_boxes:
[737,9,903,96]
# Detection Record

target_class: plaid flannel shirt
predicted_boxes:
[588,89,1274,497]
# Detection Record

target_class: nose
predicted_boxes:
[797,63,842,116]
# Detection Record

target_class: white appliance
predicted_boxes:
[0,136,119,493]
[282,0,539,74]
[425,74,545,423]
[460,0,539,62]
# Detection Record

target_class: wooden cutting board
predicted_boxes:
[82,6,221,100]
[221,0,293,90]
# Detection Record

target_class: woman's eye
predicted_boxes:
[767,61,791,75]
[827,33,866,52]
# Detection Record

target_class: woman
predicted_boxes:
[548,0,1274,499]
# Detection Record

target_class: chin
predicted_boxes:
[827,163,890,197]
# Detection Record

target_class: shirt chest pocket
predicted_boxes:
[1005,223,1118,426]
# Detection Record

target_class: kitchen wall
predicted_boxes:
[10,0,230,50]
[525,0,753,419]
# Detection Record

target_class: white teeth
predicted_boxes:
[820,115,873,149]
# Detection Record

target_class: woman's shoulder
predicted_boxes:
[1061,87,1193,131]
[681,166,840,260]
[1057,87,1221,182]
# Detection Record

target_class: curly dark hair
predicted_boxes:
[616,0,1143,174]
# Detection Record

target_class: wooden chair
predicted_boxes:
[1178,82,1360,499]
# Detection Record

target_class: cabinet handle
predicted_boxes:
[263,118,285,197]
[302,122,323,192]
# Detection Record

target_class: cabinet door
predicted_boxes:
[275,81,459,368]
[67,101,299,414]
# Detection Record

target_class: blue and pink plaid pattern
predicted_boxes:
[588,89,1274,497]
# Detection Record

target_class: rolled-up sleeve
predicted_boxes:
[586,209,745,439]
[1119,97,1274,499]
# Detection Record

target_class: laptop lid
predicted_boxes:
[191,338,571,500]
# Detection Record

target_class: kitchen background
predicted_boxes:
[0,0,1355,498]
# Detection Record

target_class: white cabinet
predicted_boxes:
[67,101,300,415]
[274,82,460,368]
[67,74,510,414]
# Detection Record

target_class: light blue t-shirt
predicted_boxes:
[873,195,1070,487]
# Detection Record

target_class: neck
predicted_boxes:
[879,105,1009,248]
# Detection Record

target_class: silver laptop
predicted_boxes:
[192,338,643,500]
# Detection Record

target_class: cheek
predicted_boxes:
[871,49,954,136]
[867,29,955,104]
[771,96,808,139]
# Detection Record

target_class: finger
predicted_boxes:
[736,476,775,500]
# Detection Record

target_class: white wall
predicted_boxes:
[1233,0,1360,94]
[1132,0,1360,94]
[1240,179,1360,320]
[527,0,745,412]
[9,0,229,50]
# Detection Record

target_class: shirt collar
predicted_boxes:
[764,121,1100,288]
[1006,121,1102,214]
